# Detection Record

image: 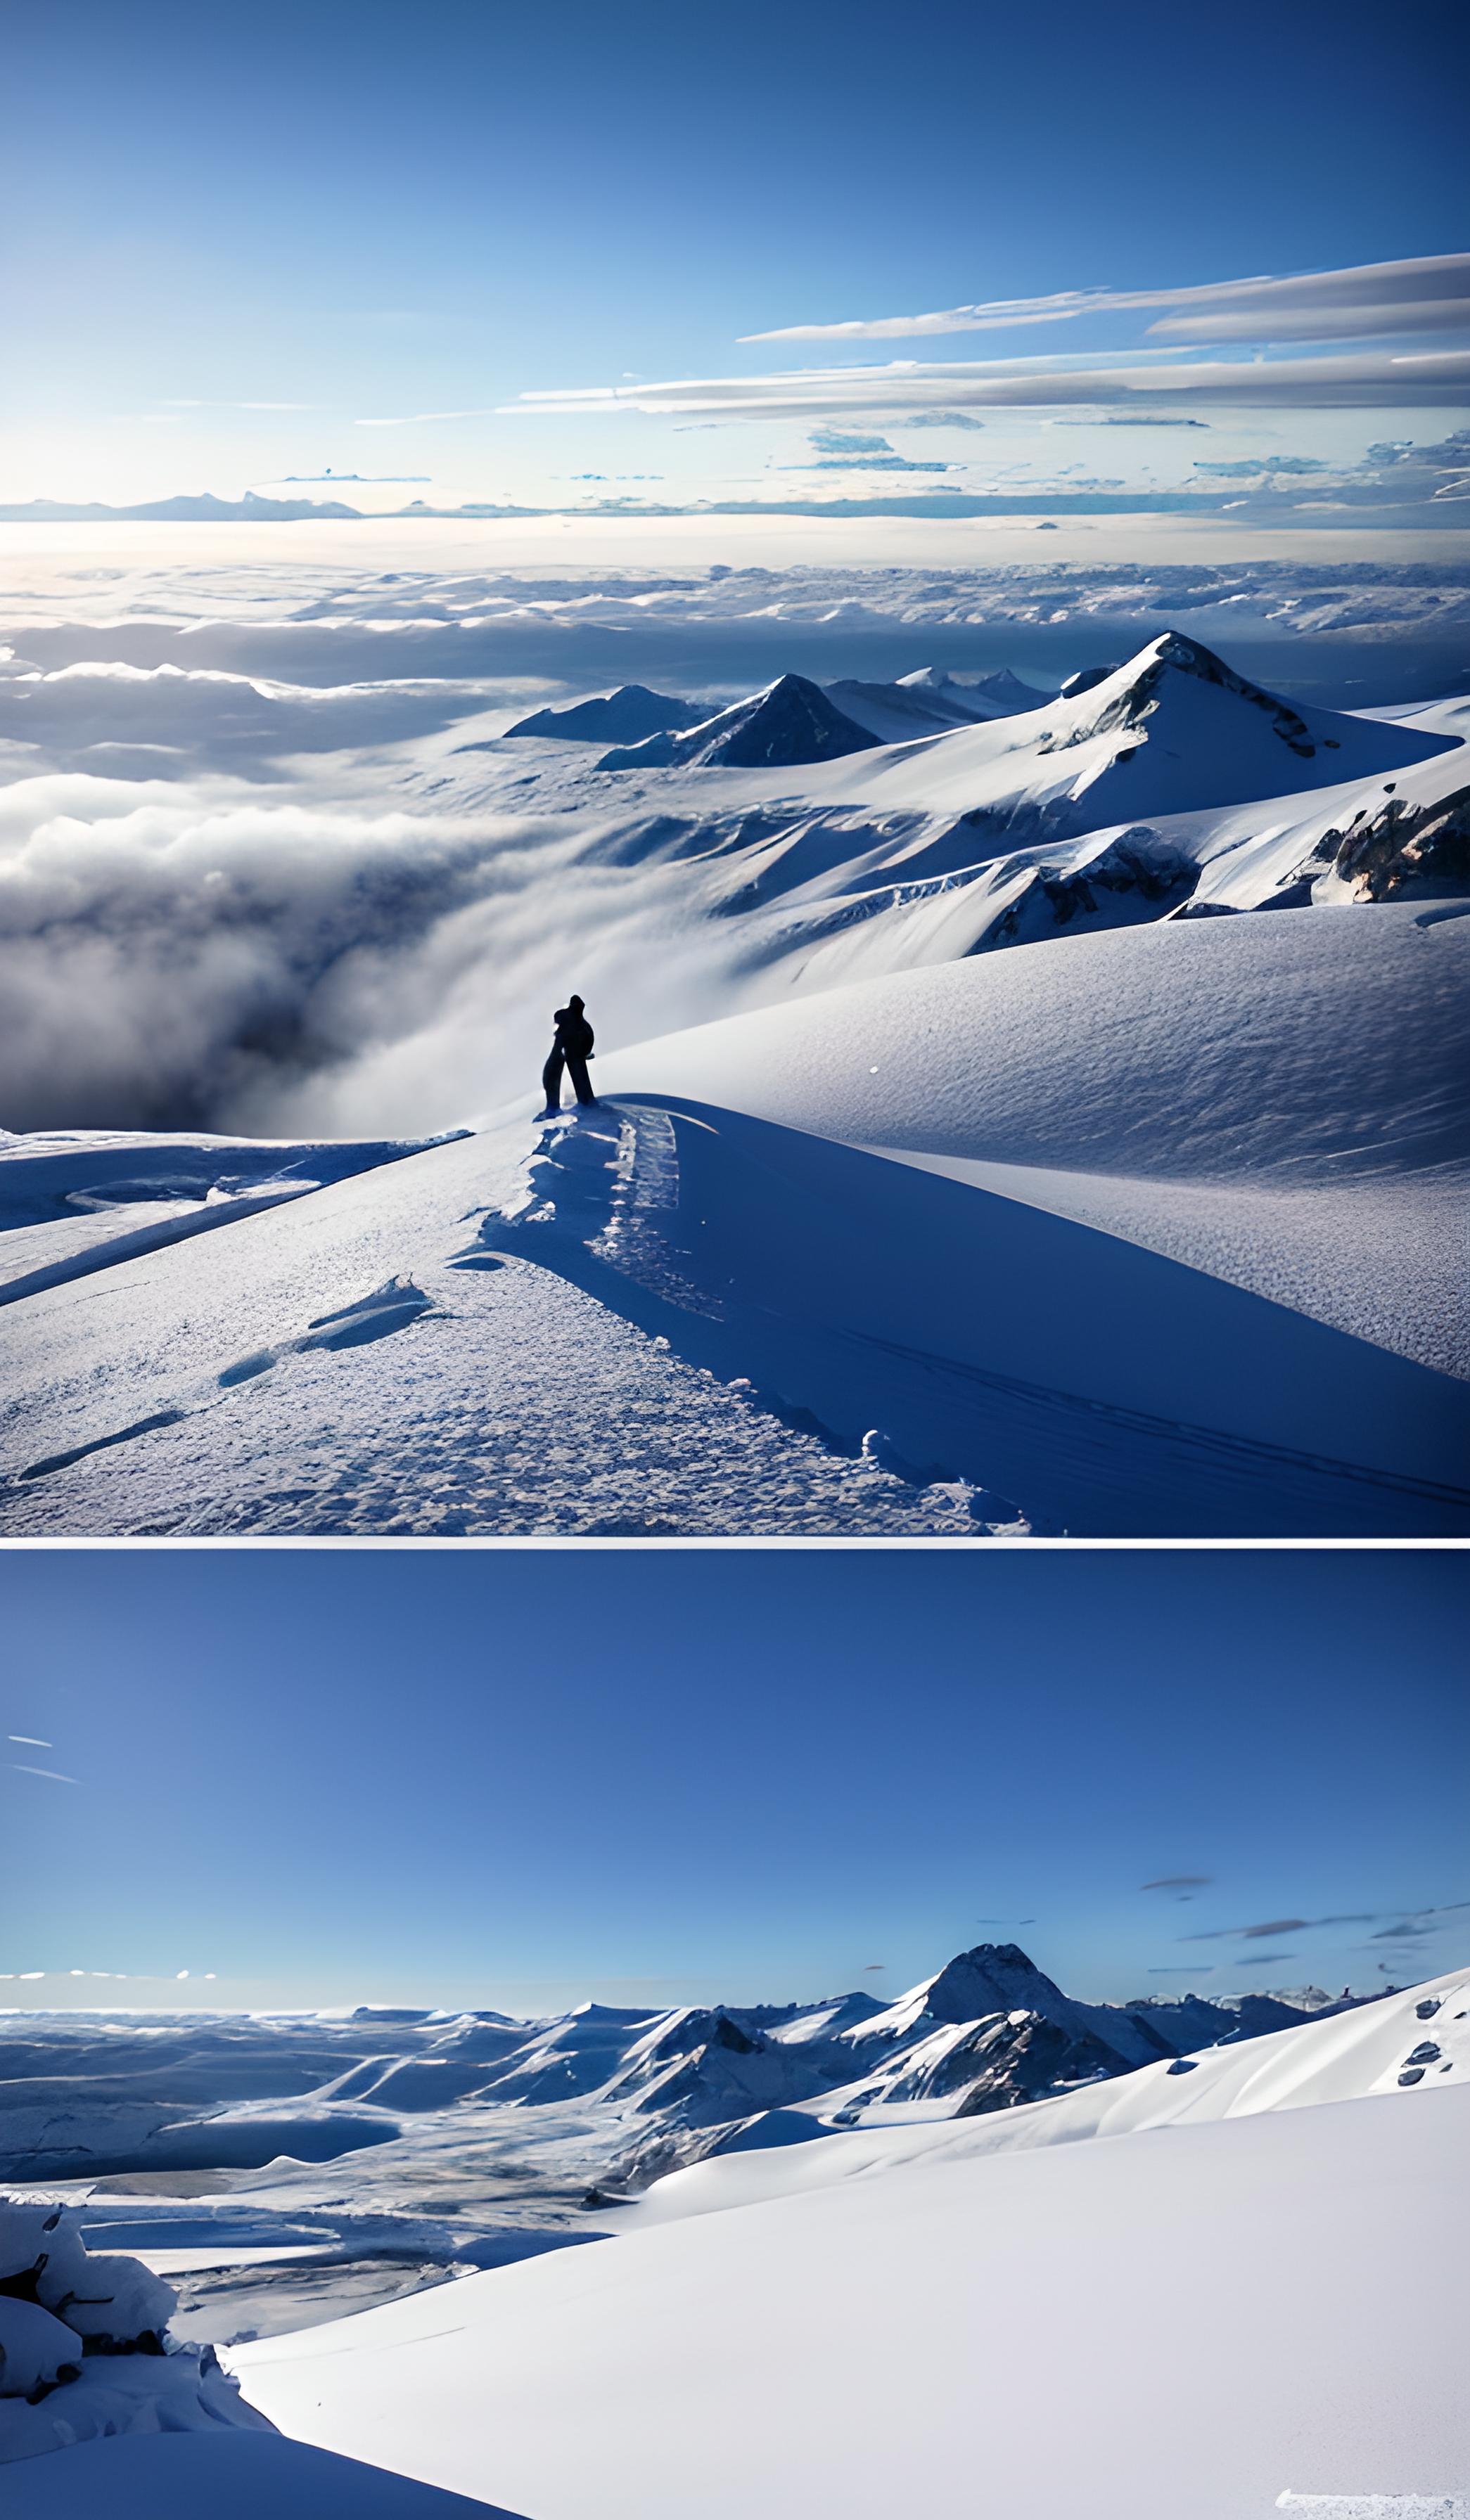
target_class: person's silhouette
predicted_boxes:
[541,994,596,1112]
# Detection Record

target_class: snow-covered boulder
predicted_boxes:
[0,2299,83,2399]
[0,2201,270,2469]
[39,2251,176,2353]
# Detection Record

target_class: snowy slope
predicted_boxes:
[823,671,995,740]
[599,904,1470,1391]
[1,2434,522,2519]
[0,1131,452,1304]
[228,1982,1470,2520]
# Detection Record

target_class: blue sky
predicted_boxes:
[4,0,1466,509]
[3,1550,1465,2014]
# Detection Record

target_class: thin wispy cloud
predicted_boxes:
[6,1762,78,1784]
[1182,1915,1373,1942]
[1142,1875,1213,1890]
[8,1734,52,1747]
[740,253,1470,345]
[503,257,1470,435]
[511,347,1470,426]
[161,399,318,412]
[1184,1898,1467,1944]
[356,409,499,429]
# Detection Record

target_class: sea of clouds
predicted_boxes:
[3,549,1467,1140]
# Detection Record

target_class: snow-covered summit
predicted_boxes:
[504,685,708,744]
[786,629,1457,829]
[597,672,881,770]
[897,662,1049,714]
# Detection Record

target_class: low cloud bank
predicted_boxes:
[0,773,727,1136]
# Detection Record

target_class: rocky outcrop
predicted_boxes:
[1327,783,1470,901]
[952,2013,1123,2114]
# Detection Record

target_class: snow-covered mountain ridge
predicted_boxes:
[526,632,1466,986]
[0,1943,1363,2195]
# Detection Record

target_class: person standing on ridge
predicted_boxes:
[540,994,596,1114]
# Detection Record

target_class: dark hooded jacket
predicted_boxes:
[554,997,594,1061]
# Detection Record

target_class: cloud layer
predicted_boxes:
[514,349,1470,425]
[502,257,1470,438]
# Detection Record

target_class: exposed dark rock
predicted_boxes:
[1328,783,1470,900]
[952,2013,1122,2114]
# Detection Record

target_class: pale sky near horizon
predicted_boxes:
[3,0,1466,510]
[2,1550,1465,2015]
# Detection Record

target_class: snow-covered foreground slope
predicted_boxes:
[0,1121,987,1537]
[229,1979,1470,2520]
[601,904,1470,1384]
[0,906,1464,1535]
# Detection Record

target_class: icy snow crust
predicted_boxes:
[225,1973,1470,2520]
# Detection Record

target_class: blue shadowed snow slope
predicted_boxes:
[485,1098,1469,1538]
[0,2431,527,2519]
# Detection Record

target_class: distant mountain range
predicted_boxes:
[0,1942,1368,2191]
[504,667,1055,773]
[6,476,1454,524]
